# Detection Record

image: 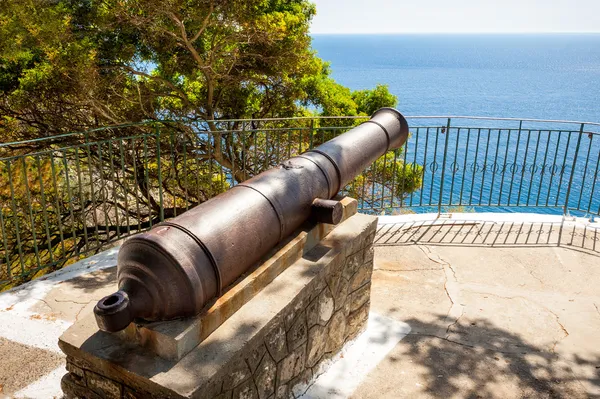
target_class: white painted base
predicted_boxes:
[13,366,66,399]
[0,247,119,397]
[300,312,411,399]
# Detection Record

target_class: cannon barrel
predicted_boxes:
[94,108,409,332]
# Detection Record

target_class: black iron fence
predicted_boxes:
[1,115,599,288]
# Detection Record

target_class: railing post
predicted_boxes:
[309,118,315,150]
[563,123,584,216]
[155,123,165,222]
[438,118,452,215]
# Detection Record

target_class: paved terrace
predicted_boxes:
[0,213,599,398]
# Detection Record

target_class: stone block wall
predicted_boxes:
[60,213,377,399]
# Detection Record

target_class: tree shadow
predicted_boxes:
[370,314,599,398]
[58,266,117,294]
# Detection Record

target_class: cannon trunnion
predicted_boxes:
[94,108,409,332]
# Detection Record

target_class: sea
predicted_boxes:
[311,34,600,122]
[310,34,600,216]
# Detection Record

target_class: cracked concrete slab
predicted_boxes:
[371,246,451,336]
[352,334,590,399]
[432,246,552,291]
[436,245,600,298]
[0,246,118,398]
[0,214,599,398]
[362,217,600,398]
[445,291,566,353]
[374,245,445,272]
[29,266,117,322]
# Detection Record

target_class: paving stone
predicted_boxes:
[290,368,313,398]
[349,281,371,313]
[86,370,122,398]
[325,310,347,353]
[29,267,117,323]
[223,359,252,389]
[306,324,327,368]
[254,352,276,399]
[247,344,267,374]
[349,263,372,292]
[232,378,258,399]
[287,311,308,351]
[265,323,288,363]
[277,346,306,385]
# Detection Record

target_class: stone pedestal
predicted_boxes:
[59,204,377,399]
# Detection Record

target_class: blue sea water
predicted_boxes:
[311,34,600,216]
[311,34,600,122]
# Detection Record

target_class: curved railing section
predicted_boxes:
[381,116,600,217]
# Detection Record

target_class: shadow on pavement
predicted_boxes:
[357,315,599,398]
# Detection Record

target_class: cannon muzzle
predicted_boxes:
[94,108,409,332]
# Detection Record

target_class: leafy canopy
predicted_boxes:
[0,0,422,289]
[0,0,399,137]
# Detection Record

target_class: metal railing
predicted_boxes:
[396,117,600,217]
[1,115,599,289]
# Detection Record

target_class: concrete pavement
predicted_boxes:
[0,247,119,398]
[353,214,600,398]
[0,213,598,398]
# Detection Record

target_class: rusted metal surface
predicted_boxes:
[94,108,409,332]
[310,199,343,225]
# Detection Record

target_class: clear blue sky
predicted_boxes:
[310,0,600,34]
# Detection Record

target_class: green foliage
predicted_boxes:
[346,149,424,207]
[0,0,422,287]
[299,63,397,117]
[352,84,398,116]
[371,150,424,198]
[0,0,400,135]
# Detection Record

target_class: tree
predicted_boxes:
[1,0,403,134]
[0,0,422,287]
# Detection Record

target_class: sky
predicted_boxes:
[310,0,600,34]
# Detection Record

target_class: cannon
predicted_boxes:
[94,108,409,332]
